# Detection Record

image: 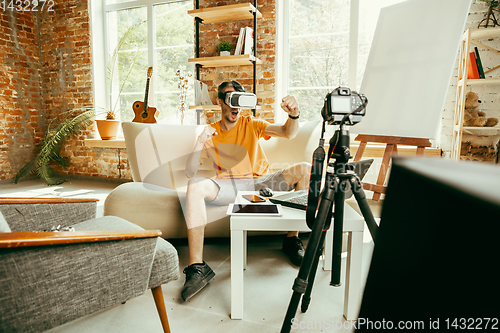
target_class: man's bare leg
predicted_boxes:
[185,178,219,265]
[182,177,219,301]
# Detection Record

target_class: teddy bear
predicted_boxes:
[463,91,498,127]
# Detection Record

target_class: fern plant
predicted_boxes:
[14,108,98,185]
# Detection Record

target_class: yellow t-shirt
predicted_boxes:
[200,116,271,179]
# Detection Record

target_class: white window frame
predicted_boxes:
[90,0,192,119]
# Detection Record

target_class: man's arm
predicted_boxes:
[185,125,217,178]
[264,95,300,139]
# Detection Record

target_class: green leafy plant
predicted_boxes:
[14,107,100,185]
[105,20,146,120]
[219,40,233,52]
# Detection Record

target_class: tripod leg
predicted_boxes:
[281,182,336,333]
[301,230,327,313]
[330,178,346,287]
[350,176,378,241]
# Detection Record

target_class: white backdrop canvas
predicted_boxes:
[352,0,472,139]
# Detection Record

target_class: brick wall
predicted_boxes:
[441,0,500,162]
[197,0,276,123]
[0,1,130,182]
[0,10,44,181]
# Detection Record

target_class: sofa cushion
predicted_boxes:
[123,120,322,189]
[260,120,321,171]
[123,122,216,189]
[103,182,229,239]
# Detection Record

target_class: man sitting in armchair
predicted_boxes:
[182,80,311,301]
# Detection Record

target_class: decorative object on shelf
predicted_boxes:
[451,27,500,160]
[463,91,498,127]
[478,0,499,28]
[176,69,192,125]
[14,108,97,185]
[194,79,212,106]
[218,40,233,56]
[132,67,158,124]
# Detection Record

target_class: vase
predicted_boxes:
[220,51,230,56]
[96,119,120,140]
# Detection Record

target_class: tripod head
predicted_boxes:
[305,88,367,230]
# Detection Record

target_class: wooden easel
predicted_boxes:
[353,134,432,201]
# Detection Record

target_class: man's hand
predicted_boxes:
[197,125,217,145]
[281,95,299,118]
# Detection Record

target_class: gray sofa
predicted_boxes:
[0,198,179,333]
[104,120,322,239]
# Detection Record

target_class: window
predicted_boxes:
[98,0,195,125]
[279,0,407,123]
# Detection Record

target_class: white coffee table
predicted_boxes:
[230,191,365,320]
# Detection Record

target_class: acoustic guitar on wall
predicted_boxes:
[132,67,158,123]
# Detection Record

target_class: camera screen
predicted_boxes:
[332,96,351,113]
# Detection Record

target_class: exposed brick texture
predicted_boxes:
[1,1,131,182]
[0,10,44,181]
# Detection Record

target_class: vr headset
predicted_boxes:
[219,91,257,108]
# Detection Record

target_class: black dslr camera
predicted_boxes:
[321,86,367,126]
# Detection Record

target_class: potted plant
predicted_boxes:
[97,21,146,140]
[219,40,233,56]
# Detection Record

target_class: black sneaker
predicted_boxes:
[282,236,305,266]
[181,261,215,302]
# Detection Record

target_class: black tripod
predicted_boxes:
[280,119,379,333]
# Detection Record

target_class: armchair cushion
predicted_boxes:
[0,211,10,232]
[73,216,180,289]
[0,201,179,333]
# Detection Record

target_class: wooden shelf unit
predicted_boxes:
[187,3,262,24]
[189,1,260,123]
[188,54,261,67]
[451,27,500,160]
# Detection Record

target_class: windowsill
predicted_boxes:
[84,139,126,149]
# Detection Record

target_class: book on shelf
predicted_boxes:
[243,27,254,55]
[467,51,480,79]
[194,79,212,106]
[234,27,245,55]
[474,47,485,79]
